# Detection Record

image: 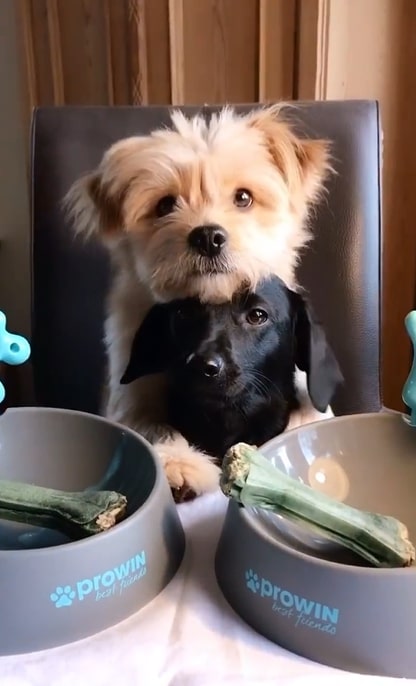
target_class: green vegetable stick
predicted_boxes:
[0,480,127,540]
[220,442,415,568]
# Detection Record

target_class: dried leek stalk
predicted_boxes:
[0,480,127,540]
[220,443,415,568]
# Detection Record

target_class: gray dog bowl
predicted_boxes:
[0,407,185,655]
[215,411,416,678]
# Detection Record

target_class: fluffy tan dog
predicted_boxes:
[64,105,332,499]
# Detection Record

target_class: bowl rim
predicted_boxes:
[241,409,416,577]
[261,408,405,446]
[0,406,166,559]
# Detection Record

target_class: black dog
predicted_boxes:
[121,276,342,461]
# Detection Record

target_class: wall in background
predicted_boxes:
[18,0,296,109]
[0,0,32,403]
[297,0,416,410]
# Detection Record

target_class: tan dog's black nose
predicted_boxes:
[188,225,228,257]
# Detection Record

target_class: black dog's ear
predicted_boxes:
[291,292,343,412]
[120,304,174,384]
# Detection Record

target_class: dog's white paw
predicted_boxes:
[154,434,220,500]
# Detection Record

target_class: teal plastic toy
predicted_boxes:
[0,311,31,404]
[402,310,416,426]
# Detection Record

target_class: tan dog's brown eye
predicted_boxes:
[246,308,268,325]
[234,189,253,208]
[155,195,177,217]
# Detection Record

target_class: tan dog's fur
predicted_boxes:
[64,105,332,496]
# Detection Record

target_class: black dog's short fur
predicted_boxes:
[121,276,342,461]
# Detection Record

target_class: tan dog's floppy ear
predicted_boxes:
[63,171,123,239]
[246,105,332,206]
[63,136,149,240]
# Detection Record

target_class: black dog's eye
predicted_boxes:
[155,195,177,217]
[173,305,195,322]
[174,307,186,320]
[246,308,268,326]
[234,189,253,209]
[172,302,205,329]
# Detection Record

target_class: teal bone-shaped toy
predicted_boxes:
[0,311,31,403]
[403,310,416,426]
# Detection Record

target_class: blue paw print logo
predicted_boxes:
[50,585,76,608]
[245,569,260,593]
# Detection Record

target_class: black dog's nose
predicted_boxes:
[188,224,228,257]
[188,354,224,378]
[203,356,224,377]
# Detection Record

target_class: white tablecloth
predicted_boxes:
[0,491,412,686]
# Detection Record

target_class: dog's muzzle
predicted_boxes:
[186,353,224,378]
[188,224,228,258]
[183,352,241,396]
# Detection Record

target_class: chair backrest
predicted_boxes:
[30,101,382,417]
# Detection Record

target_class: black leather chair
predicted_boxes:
[30,101,382,417]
